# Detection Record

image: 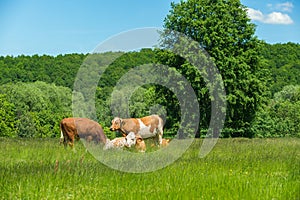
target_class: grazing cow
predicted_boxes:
[110,115,163,145]
[60,117,107,148]
[124,132,146,152]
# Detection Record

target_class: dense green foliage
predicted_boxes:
[252,85,300,137]
[0,44,299,138]
[0,54,86,89]
[0,94,16,137]
[0,1,299,138]
[160,0,270,137]
[0,138,299,199]
[261,42,300,94]
[0,81,72,137]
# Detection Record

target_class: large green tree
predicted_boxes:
[158,0,269,137]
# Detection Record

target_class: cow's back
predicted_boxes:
[75,118,107,144]
[135,115,163,139]
[122,118,140,134]
[140,115,163,133]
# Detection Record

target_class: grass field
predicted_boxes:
[0,137,299,200]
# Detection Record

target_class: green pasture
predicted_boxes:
[0,138,299,199]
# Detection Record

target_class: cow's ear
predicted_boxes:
[121,120,125,126]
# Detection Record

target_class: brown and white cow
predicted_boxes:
[103,132,146,152]
[60,117,107,148]
[103,137,127,150]
[123,132,146,152]
[110,115,164,145]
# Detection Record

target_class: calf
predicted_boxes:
[104,132,146,152]
[110,115,163,146]
[124,132,146,152]
[60,117,107,148]
[104,137,127,150]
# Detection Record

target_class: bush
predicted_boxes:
[0,82,73,137]
[251,85,300,137]
[0,94,17,137]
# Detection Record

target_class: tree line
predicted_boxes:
[0,43,299,138]
[0,0,299,138]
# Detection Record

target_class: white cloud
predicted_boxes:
[264,12,293,24]
[268,2,294,12]
[247,8,294,25]
[247,8,264,21]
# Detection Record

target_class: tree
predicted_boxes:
[158,0,269,137]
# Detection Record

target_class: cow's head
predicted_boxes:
[110,117,123,131]
[124,132,136,148]
[124,132,145,149]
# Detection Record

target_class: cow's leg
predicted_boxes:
[69,135,75,149]
[63,136,68,148]
[86,135,93,143]
[153,133,162,147]
[84,135,93,150]
[68,141,74,148]
[158,120,164,146]
[69,141,77,152]
[158,133,163,146]
[69,141,77,153]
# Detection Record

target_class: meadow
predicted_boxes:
[0,137,299,200]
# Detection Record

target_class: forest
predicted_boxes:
[0,43,299,139]
[0,0,299,139]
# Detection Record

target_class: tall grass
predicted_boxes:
[0,137,299,199]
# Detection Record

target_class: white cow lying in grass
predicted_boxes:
[103,136,126,150]
[124,132,146,153]
[104,132,146,152]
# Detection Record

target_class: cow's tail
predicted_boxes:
[59,121,67,146]
[59,130,64,144]
[59,121,64,144]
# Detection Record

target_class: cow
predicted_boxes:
[103,137,127,150]
[123,132,146,152]
[103,132,146,152]
[60,117,107,149]
[110,115,164,146]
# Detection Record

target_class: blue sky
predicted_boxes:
[0,0,299,56]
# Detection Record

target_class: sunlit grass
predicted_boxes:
[0,137,299,199]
